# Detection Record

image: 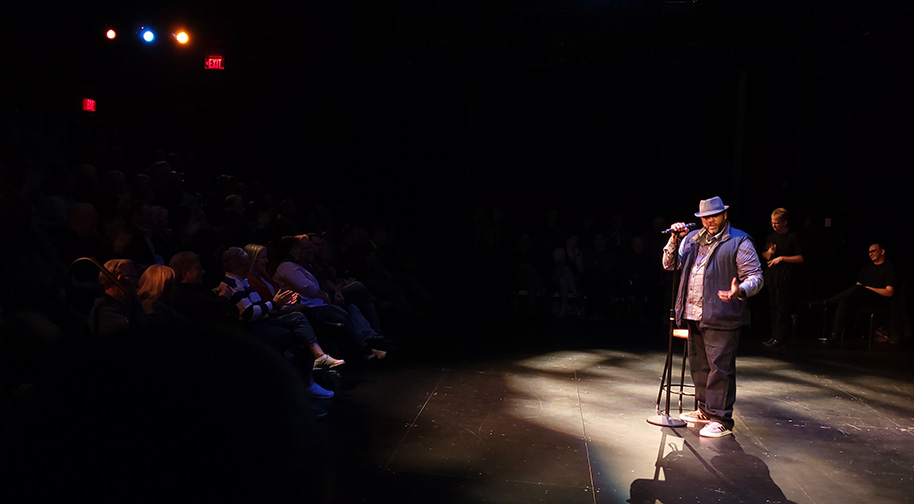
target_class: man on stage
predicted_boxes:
[662,196,764,438]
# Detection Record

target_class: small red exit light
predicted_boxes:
[82,98,97,112]
[205,56,224,70]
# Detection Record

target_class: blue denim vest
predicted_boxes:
[675,227,753,330]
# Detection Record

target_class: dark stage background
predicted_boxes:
[4,1,912,300]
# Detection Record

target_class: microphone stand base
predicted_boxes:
[646,413,686,427]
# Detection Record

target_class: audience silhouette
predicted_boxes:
[272,236,386,364]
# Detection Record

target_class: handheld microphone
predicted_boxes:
[661,222,698,234]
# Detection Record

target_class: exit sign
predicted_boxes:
[204,56,224,70]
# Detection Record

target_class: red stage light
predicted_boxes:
[106,29,116,40]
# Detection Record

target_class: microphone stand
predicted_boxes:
[647,233,687,427]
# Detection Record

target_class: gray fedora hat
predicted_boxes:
[694,196,729,217]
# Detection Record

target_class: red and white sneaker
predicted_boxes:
[679,410,711,424]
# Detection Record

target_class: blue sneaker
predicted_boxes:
[308,381,334,399]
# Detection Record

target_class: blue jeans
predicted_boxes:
[341,281,383,336]
[306,305,373,360]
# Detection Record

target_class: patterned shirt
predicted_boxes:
[218,273,275,321]
[662,222,763,322]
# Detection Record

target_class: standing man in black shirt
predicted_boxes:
[761,208,804,347]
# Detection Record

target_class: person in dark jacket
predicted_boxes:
[662,196,764,438]
[87,259,148,337]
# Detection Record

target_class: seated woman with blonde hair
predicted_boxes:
[137,264,180,319]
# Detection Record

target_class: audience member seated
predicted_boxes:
[552,231,584,318]
[168,203,212,255]
[54,202,102,266]
[816,242,898,344]
[618,235,660,328]
[298,233,388,342]
[367,224,433,315]
[338,223,422,324]
[243,242,284,304]
[607,213,632,254]
[87,259,148,337]
[242,200,278,246]
[243,242,345,369]
[217,246,334,398]
[137,264,180,320]
[169,250,239,323]
[513,231,548,314]
[216,193,251,247]
[273,197,305,238]
[580,231,618,320]
[109,199,166,270]
[203,174,242,226]
[272,236,386,364]
[96,169,129,222]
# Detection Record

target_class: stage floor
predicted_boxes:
[314,318,914,504]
